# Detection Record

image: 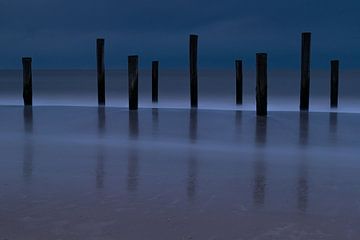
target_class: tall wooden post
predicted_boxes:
[256,53,267,116]
[152,61,159,103]
[330,60,339,108]
[128,55,139,110]
[300,32,311,111]
[235,60,243,105]
[22,57,32,106]
[189,34,198,108]
[97,38,105,105]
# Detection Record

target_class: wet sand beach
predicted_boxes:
[0,106,359,239]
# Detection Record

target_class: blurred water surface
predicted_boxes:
[1,69,360,112]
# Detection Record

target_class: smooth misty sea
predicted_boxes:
[0,70,360,239]
[1,69,360,111]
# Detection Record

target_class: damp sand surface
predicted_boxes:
[0,106,360,239]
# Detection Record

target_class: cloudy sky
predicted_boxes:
[0,0,359,69]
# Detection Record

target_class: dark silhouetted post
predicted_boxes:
[330,60,339,108]
[235,60,243,105]
[189,34,198,108]
[128,55,138,110]
[97,38,105,105]
[22,57,32,106]
[256,53,267,116]
[300,32,311,111]
[152,61,159,103]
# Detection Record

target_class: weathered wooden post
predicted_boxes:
[300,32,311,111]
[189,34,198,108]
[330,60,339,108]
[152,61,159,103]
[256,53,267,116]
[235,60,243,105]
[97,38,105,105]
[22,57,32,106]
[128,55,139,110]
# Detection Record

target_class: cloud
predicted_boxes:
[0,0,359,69]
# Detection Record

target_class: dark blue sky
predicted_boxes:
[1,0,359,69]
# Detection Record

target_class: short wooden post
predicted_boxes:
[189,34,198,108]
[97,38,105,105]
[235,60,243,105]
[300,32,311,111]
[22,57,32,106]
[330,60,339,108]
[256,53,267,116]
[152,61,159,103]
[128,55,139,110]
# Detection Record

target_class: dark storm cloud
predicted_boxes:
[0,0,359,69]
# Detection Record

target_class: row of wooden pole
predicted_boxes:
[21,32,340,115]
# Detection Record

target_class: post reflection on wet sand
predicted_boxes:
[297,112,309,212]
[299,112,309,146]
[127,150,139,192]
[187,109,198,201]
[23,107,33,183]
[253,155,266,207]
[96,107,106,189]
[96,146,105,189]
[235,111,242,126]
[189,109,198,143]
[329,112,338,144]
[23,106,33,134]
[253,116,267,207]
[152,108,159,136]
[255,116,267,147]
[129,111,139,140]
[297,162,309,212]
[234,111,242,140]
[127,111,140,193]
[187,155,198,201]
[97,106,106,136]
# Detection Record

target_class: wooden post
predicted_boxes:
[152,61,159,103]
[128,55,139,110]
[300,32,311,111]
[189,34,198,108]
[97,38,105,105]
[235,60,243,105]
[22,57,32,106]
[256,53,267,116]
[330,60,339,108]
